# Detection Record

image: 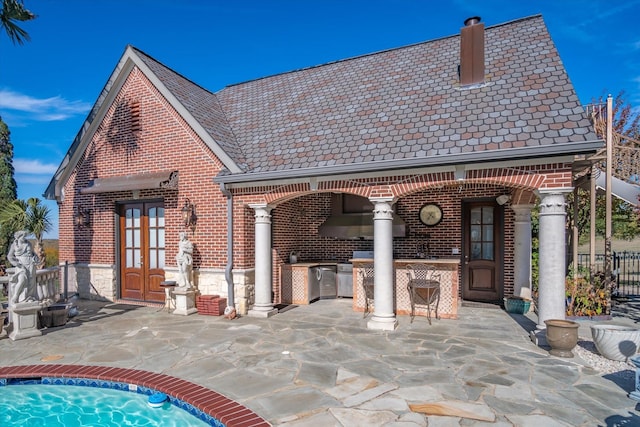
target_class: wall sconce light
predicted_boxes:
[75,207,90,228]
[181,198,197,232]
[496,194,511,206]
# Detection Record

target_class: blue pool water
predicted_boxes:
[0,384,212,426]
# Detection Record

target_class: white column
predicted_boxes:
[511,205,534,300]
[247,204,277,318]
[536,191,570,329]
[367,197,398,331]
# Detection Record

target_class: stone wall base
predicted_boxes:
[61,264,255,315]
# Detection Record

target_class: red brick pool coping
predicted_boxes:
[0,364,270,427]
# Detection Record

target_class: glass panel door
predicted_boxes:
[119,201,166,302]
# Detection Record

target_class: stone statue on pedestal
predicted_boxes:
[175,231,193,289]
[6,230,45,340]
[7,230,40,306]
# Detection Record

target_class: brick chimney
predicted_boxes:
[459,16,484,86]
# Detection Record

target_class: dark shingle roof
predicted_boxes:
[128,15,599,180]
[211,15,597,176]
[133,47,247,169]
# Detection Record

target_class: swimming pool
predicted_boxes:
[0,365,267,426]
[0,384,213,426]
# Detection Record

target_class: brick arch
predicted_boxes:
[233,163,571,206]
[391,169,546,199]
[465,169,546,191]
[392,171,461,198]
[512,189,538,205]
[240,179,387,207]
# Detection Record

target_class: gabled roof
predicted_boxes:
[46,15,601,199]
[45,45,243,199]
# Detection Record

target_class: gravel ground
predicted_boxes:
[575,337,636,381]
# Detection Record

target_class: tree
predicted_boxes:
[0,0,36,45]
[530,93,640,288]
[0,197,52,269]
[608,91,640,142]
[0,117,17,269]
[584,92,640,240]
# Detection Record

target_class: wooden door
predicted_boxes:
[462,201,503,302]
[119,202,166,302]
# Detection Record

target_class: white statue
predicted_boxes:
[175,232,193,289]
[7,230,40,305]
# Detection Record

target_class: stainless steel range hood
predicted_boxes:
[318,212,406,240]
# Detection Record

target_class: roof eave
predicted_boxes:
[214,139,604,185]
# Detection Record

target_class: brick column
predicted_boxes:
[367,197,398,331]
[248,204,277,318]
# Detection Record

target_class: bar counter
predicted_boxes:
[351,258,461,320]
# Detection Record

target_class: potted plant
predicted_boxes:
[545,319,580,358]
[503,296,532,314]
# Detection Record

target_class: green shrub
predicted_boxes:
[565,267,610,317]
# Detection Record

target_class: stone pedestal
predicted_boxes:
[159,281,177,313]
[247,306,278,318]
[629,355,640,401]
[9,301,42,340]
[172,288,197,316]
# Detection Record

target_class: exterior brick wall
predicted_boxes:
[60,68,228,268]
[57,67,254,309]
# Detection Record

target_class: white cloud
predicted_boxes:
[13,158,59,175]
[0,88,91,121]
[14,174,51,185]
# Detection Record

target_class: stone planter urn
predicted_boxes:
[545,319,579,358]
[590,324,640,362]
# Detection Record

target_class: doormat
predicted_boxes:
[461,301,501,309]
[112,299,164,309]
[274,304,298,313]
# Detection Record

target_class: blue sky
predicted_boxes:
[1,0,639,239]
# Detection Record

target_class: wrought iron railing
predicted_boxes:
[577,252,640,296]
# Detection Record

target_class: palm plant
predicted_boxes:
[0,0,36,45]
[0,197,51,268]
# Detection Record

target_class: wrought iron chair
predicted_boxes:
[359,263,375,318]
[406,264,441,324]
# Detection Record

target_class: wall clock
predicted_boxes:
[419,203,443,226]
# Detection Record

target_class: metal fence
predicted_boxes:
[577,251,640,296]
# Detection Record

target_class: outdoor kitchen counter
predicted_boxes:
[280,261,338,305]
[351,258,460,319]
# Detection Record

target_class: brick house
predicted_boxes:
[45,15,601,330]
